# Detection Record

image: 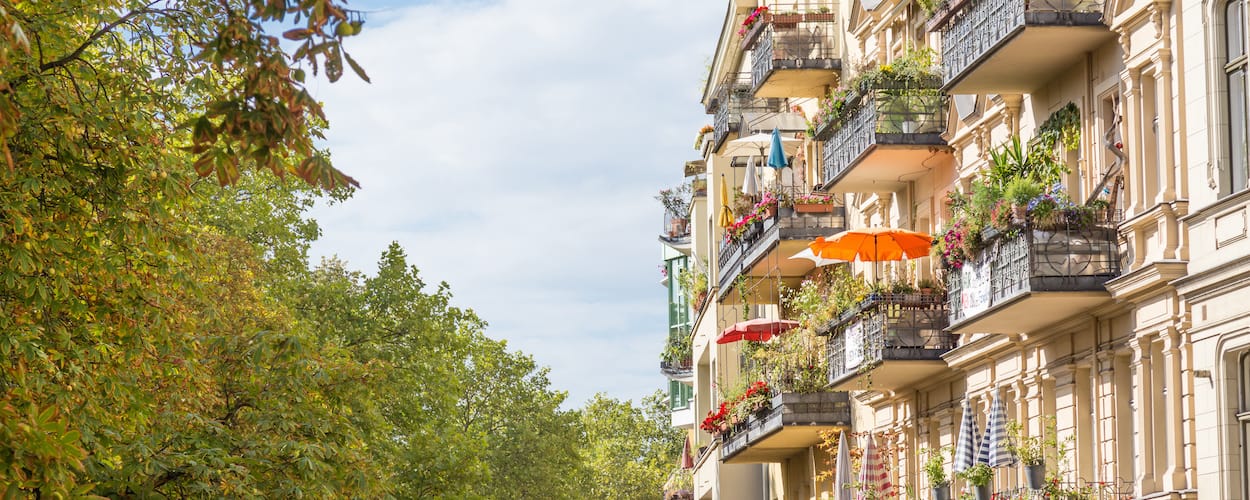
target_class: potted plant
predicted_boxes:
[1003,177,1043,223]
[922,447,952,500]
[957,463,993,500]
[755,191,780,219]
[656,184,692,236]
[917,278,938,295]
[1007,420,1048,490]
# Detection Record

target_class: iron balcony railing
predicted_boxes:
[992,479,1133,499]
[946,221,1121,326]
[825,293,955,386]
[715,207,846,296]
[710,73,786,152]
[660,359,694,379]
[938,0,1105,87]
[821,81,946,186]
[749,20,840,93]
[720,392,850,462]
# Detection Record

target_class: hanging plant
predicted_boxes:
[1037,102,1081,152]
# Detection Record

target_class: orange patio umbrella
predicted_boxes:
[807,227,933,262]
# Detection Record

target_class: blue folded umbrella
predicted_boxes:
[767,127,788,169]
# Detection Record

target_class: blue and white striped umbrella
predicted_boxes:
[978,392,1016,467]
[953,397,981,472]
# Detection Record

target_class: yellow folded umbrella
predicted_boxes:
[718,175,734,229]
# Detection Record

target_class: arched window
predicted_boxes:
[1226,0,1249,194]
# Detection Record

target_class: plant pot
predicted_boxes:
[1025,463,1046,490]
[778,206,794,218]
[1012,204,1028,224]
[973,483,991,500]
[794,203,834,213]
[931,483,951,500]
[669,218,689,237]
[761,204,777,219]
[802,12,836,22]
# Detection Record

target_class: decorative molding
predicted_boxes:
[1104,261,1188,302]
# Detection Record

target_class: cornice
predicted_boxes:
[1104,260,1188,302]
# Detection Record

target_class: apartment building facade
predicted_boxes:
[660,0,1250,499]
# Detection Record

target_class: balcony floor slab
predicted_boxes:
[946,290,1112,335]
[828,359,950,393]
[945,25,1114,94]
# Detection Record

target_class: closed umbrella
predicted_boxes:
[833,430,852,500]
[953,397,981,473]
[743,155,759,196]
[978,392,1015,467]
[767,127,789,169]
[857,432,893,500]
[679,435,695,469]
[719,175,734,229]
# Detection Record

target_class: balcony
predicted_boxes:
[824,293,955,392]
[946,223,1121,334]
[671,405,694,429]
[716,207,846,302]
[661,358,694,381]
[720,392,850,464]
[820,81,948,192]
[746,17,841,98]
[709,73,789,153]
[932,0,1113,94]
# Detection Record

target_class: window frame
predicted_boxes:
[1220,0,1250,196]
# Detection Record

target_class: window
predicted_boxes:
[1238,352,1250,497]
[1226,0,1250,194]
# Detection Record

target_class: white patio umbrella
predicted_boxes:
[743,154,759,196]
[978,392,1016,467]
[788,248,846,267]
[857,432,893,500]
[722,131,803,159]
[833,430,852,500]
[953,397,981,473]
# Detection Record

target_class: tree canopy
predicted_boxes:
[0,1,681,497]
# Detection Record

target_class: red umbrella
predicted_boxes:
[716,318,800,344]
[679,435,694,469]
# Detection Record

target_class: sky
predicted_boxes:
[305,0,724,408]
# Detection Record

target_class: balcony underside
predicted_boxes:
[946,289,1112,334]
[945,24,1113,94]
[754,64,840,99]
[824,141,948,193]
[828,358,949,393]
[721,392,851,464]
[722,424,848,464]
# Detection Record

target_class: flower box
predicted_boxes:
[794,203,835,213]
[802,12,836,22]
[766,13,801,27]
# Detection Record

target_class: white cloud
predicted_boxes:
[308,0,721,406]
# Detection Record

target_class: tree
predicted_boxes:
[578,391,685,500]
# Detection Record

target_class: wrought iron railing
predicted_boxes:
[749,20,840,92]
[710,73,788,151]
[947,222,1121,325]
[825,293,954,385]
[715,208,846,294]
[821,82,946,186]
[938,0,1105,86]
[992,479,1134,499]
